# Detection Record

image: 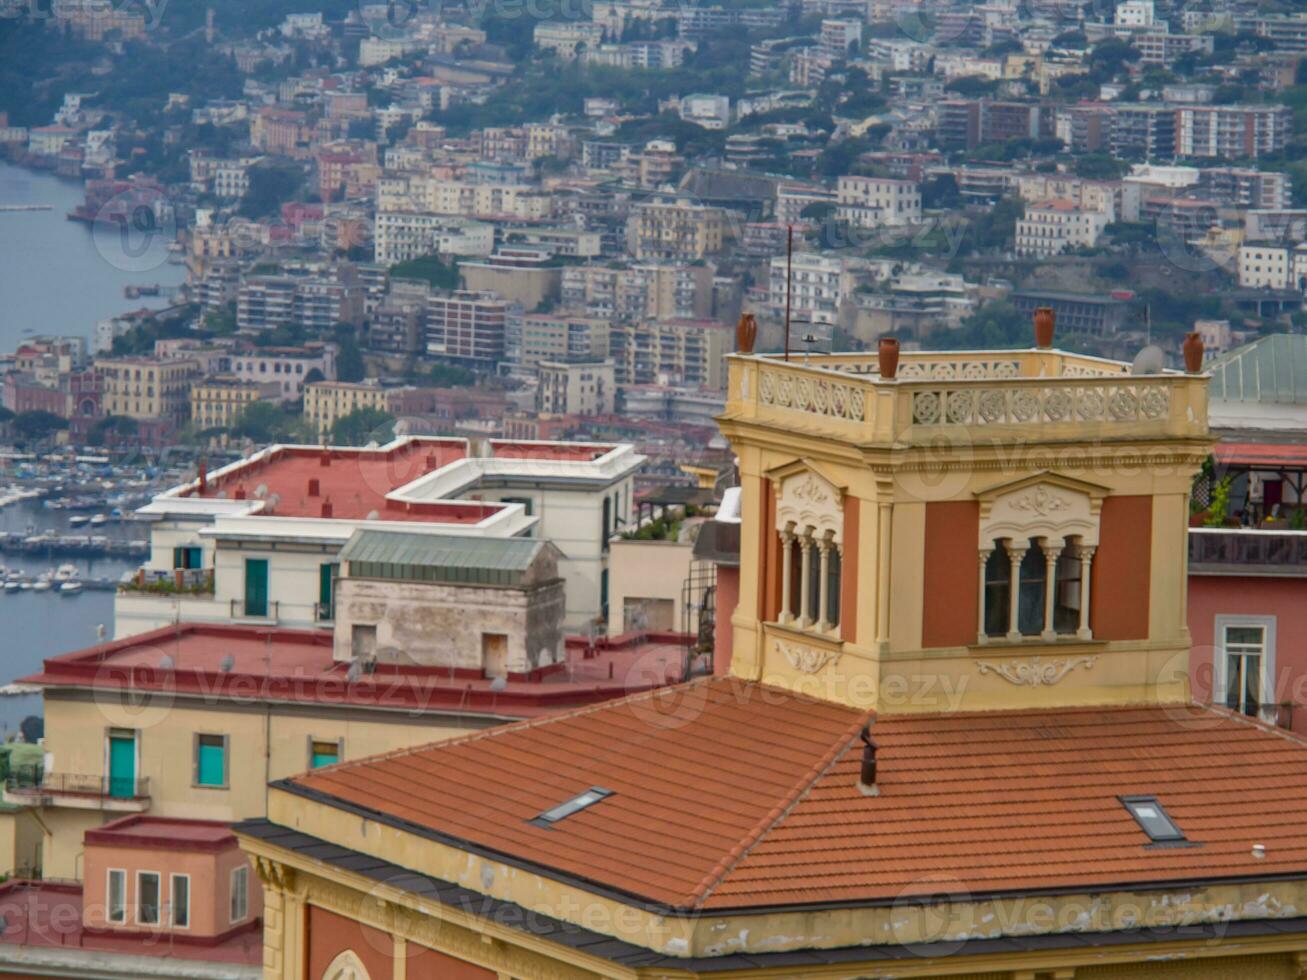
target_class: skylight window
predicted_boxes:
[530,787,613,828]
[1121,796,1186,843]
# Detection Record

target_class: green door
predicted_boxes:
[244,558,268,617]
[108,733,135,798]
[318,563,337,621]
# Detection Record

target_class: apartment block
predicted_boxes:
[229,345,338,402]
[519,314,612,369]
[626,200,729,261]
[96,357,201,423]
[1175,105,1292,161]
[768,252,853,328]
[607,319,731,390]
[1015,200,1110,258]
[835,176,922,228]
[560,263,715,321]
[191,376,281,431]
[536,360,616,416]
[426,291,509,368]
[373,213,495,264]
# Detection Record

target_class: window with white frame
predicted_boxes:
[774,470,844,637]
[171,873,190,928]
[107,869,126,924]
[1218,618,1275,718]
[976,480,1100,644]
[137,871,160,925]
[230,865,249,923]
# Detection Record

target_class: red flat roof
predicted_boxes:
[188,439,490,522]
[23,624,690,719]
[86,816,237,851]
[0,882,261,966]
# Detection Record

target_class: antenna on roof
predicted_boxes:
[783,224,793,362]
[254,484,268,499]
[159,653,175,671]
[1131,344,1165,376]
[219,654,235,673]
[345,660,363,684]
[365,509,379,520]
[489,675,507,692]
[96,623,106,643]
[265,493,280,512]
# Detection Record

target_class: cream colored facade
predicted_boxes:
[375,175,552,221]
[97,357,201,422]
[239,342,1307,979]
[626,201,728,261]
[25,690,493,880]
[191,376,278,431]
[302,381,393,438]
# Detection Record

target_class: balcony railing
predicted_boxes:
[230,599,279,621]
[118,567,215,596]
[726,350,1210,446]
[5,772,150,809]
[1188,527,1307,576]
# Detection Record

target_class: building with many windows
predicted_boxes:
[626,200,729,261]
[96,356,201,423]
[1015,199,1111,257]
[835,175,922,228]
[190,376,281,431]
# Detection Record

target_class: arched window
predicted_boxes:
[983,544,1010,637]
[323,949,372,980]
[1017,542,1046,636]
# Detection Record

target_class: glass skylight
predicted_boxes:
[1121,796,1186,843]
[530,787,613,827]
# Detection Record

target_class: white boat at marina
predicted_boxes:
[3,581,19,593]
[68,515,90,527]
[89,513,108,527]
[59,581,83,595]
[32,578,51,592]
[54,563,78,582]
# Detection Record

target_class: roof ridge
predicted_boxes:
[291,674,722,778]
[683,708,872,910]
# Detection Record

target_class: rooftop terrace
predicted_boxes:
[724,348,1209,445]
[23,624,692,719]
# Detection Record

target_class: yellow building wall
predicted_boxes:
[37,694,491,879]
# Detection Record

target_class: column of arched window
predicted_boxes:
[979,536,1094,642]
[778,524,842,633]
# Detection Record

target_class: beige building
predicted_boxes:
[608,318,732,390]
[560,262,715,321]
[536,359,615,416]
[835,175,922,228]
[626,200,729,261]
[190,376,280,431]
[1016,198,1111,257]
[519,314,611,368]
[96,357,201,423]
[302,380,395,438]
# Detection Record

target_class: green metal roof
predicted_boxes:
[339,529,547,588]
[1208,334,1307,404]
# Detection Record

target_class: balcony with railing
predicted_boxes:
[1188,527,1307,576]
[724,349,1210,447]
[3,771,150,811]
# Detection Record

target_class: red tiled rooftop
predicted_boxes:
[22,624,690,719]
[0,882,261,966]
[1215,442,1307,469]
[285,682,1307,911]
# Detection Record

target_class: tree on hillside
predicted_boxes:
[330,407,395,447]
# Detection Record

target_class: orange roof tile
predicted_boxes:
[284,683,1307,911]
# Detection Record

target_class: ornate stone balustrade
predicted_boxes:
[728,353,1208,444]
[909,380,1173,427]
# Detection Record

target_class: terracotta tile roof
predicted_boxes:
[284,683,1307,911]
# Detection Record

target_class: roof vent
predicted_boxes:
[857,724,879,797]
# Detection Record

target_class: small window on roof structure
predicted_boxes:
[1122,796,1186,843]
[530,787,613,828]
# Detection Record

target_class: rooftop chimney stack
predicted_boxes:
[857,724,879,797]
[321,500,333,518]
[320,450,331,467]
[197,458,207,494]
[307,478,320,497]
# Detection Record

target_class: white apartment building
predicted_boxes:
[768,252,852,328]
[229,345,337,402]
[1237,244,1307,291]
[1175,105,1293,160]
[533,20,605,58]
[836,176,922,228]
[377,176,552,221]
[373,212,495,264]
[537,360,616,417]
[1115,0,1154,27]
[820,17,862,59]
[117,436,645,635]
[679,94,732,130]
[1015,200,1110,258]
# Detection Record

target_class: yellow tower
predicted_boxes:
[718,330,1212,713]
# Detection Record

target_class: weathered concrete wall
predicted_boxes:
[333,577,565,672]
